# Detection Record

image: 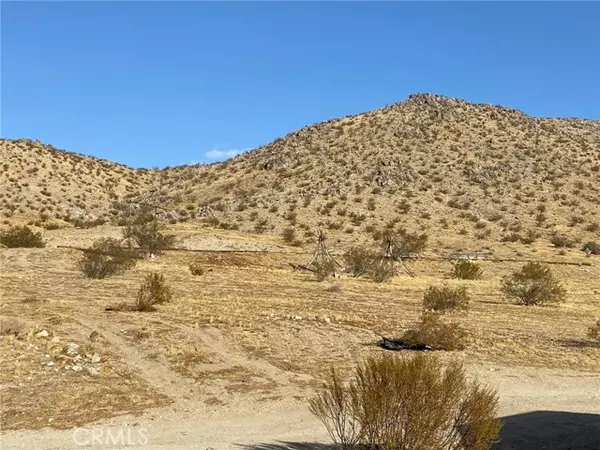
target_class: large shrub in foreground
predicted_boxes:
[309,354,501,450]
[501,262,566,306]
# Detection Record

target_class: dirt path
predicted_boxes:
[3,331,599,450]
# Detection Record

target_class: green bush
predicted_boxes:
[501,262,566,306]
[0,226,45,248]
[78,238,137,279]
[423,285,470,312]
[452,261,483,280]
[309,354,500,450]
[135,273,172,312]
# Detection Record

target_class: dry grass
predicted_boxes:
[0,223,599,431]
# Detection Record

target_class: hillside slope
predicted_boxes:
[2,94,599,248]
[146,94,600,247]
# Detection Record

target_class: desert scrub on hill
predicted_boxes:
[122,205,176,255]
[502,262,566,306]
[452,260,483,280]
[135,273,172,312]
[78,238,137,279]
[582,241,600,255]
[0,225,45,248]
[309,354,500,450]
[423,285,470,312]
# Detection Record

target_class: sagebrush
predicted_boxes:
[123,206,176,255]
[401,313,468,350]
[0,226,45,248]
[135,273,172,311]
[309,354,501,450]
[501,262,566,306]
[78,238,137,279]
[452,260,483,280]
[423,285,470,312]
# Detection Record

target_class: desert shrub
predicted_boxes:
[389,229,428,258]
[588,319,600,341]
[281,227,296,243]
[519,229,540,245]
[0,316,27,337]
[122,206,176,255]
[550,234,577,248]
[370,258,394,282]
[401,313,468,350]
[582,241,600,255]
[0,226,45,248]
[344,246,376,277]
[423,285,470,312]
[135,273,172,311]
[78,238,137,279]
[313,259,336,282]
[309,353,500,450]
[189,261,205,276]
[501,262,566,306]
[452,260,483,280]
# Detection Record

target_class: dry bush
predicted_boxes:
[135,273,172,312]
[189,261,205,276]
[0,225,45,248]
[582,241,600,255]
[309,354,500,450]
[370,258,394,283]
[281,227,296,243]
[78,238,137,279]
[501,262,566,306]
[389,229,428,259]
[313,259,336,282]
[122,206,176,255]
[344,246,376,277]
[550,234,577,248]
[0,316,27,337]
[423,285,470,312]
[401,313,468,350]
[588,319,600,341]
[452,261,483,280]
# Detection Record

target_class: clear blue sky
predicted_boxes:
[2,1,599,168]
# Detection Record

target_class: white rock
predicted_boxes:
[36,330,49,338]
[294,316,303,321]
[91,354,101,364]
[86,367,100,377]
[51,336,60,343]
[71,365,82,372]
[64,343,79,357]
[323,317,331,323]
[47,362,55,367]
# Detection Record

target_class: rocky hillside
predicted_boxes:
[2,94,599,248]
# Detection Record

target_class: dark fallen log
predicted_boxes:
[379,336,431,352]
[289,263,316,272]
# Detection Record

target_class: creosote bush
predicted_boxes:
[309,354,500,450]
[388,229,428,259]
[78,238,137,279]
[582,241,600,255]
[313,259,336,282]
[135,273,172,312]
[501,262,566,306]
[370,258,394,282]
[122,206,176,255]
[401,313,468,350]
[423,285,470,312]
[344,246,376,277]
[452,260,483,280]
[189,261,205,276]
[0,225,45,248]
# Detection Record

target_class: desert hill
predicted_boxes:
[2,94,599,248]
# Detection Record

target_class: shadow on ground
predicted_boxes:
[494,410,600,450]
[243,411,600,450]
[241,443,335,450]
